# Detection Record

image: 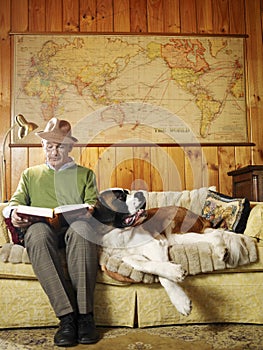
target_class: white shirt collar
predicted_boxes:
[46,157,76,171]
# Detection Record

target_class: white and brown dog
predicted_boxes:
[92,188,252,316]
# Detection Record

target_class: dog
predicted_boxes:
[92,188,248,316]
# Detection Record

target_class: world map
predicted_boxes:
[13,34,247,144]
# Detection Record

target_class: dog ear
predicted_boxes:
[99,190,130,213]
[92,198,116,224]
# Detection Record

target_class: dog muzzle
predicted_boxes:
[122,209,147,227]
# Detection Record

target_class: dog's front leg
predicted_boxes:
[159,277,192,316]
[122,256,186,282]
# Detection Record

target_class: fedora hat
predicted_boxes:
[36,118,78,144]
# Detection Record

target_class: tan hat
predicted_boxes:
[36,118,78,144]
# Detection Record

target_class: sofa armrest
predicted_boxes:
[244,203,263,241]
[250,201,263,209]
[0,203,10,245]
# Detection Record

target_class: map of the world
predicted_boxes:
[13,34,247,144]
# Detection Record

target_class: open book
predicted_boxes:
[17,203,92,220]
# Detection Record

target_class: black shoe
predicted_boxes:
[54,313,78,347]
[78,313,100,344]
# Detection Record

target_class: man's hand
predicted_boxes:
[11,209,32,228]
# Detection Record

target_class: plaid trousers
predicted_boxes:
[24,220,99,317]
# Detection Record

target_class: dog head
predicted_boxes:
[93,188,146,228]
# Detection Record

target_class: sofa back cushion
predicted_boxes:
[133,186,216,215]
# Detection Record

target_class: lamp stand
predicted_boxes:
[1,125,16,202]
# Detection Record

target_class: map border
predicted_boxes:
[11,33,248,146]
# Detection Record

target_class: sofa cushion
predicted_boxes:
[202,190,250,233]
[0,259,36,279]
[1,236,260,284]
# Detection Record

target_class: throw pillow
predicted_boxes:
[202,190,250,233]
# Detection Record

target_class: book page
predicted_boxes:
[54,203,91,214]
[17,205,54,218]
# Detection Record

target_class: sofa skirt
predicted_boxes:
[1,269,263,329]
[0,278,137,329]
[136,272,263,327]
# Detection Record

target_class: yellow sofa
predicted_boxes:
[1,188,263,329]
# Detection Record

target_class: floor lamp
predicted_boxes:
[1,114,38,202]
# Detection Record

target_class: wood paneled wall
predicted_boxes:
[0,0,263,197]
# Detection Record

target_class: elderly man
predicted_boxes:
[3,118,100,347]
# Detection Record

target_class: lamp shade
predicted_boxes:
[1,114,39,202]
[15,114,38,139]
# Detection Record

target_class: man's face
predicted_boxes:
[42,140,73,170]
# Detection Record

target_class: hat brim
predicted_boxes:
[36,131,78,144]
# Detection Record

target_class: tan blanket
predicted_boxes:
[0,236,258,284]
[99,236,258,283]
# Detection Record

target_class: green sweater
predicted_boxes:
[9,163,98,209]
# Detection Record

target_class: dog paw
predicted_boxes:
[159,277,192,316]
[181,299,192,316]
[161,263,187,283]
[175,296,192,316]
[171,264,187,282]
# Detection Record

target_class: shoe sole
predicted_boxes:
[78,336,100,344]
[54,341,78,347]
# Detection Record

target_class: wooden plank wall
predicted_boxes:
[0,0,263,197]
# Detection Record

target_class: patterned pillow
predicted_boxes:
[202,190,250,233]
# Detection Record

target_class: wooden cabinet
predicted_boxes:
[228,166,263,202]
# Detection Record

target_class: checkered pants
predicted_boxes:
[24,220,99,317]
